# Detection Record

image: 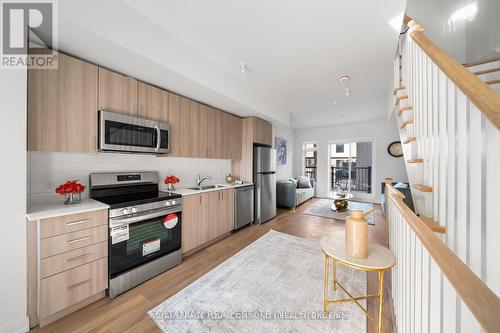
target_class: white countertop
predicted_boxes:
[27,199,109,221]
[172,182,254,196]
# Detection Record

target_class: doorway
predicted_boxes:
[328,140,374,200]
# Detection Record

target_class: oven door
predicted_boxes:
[99,110,161,153]
[109,209,181,278]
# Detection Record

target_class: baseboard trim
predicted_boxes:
[0,316,29,333]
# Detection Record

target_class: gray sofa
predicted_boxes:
[276,177,315,209]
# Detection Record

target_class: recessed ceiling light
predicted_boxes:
[338,75,350,83]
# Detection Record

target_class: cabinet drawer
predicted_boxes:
[39,258,107,318]
[40,225,108,259]
[40,209,108,239]
[40,241,107,278]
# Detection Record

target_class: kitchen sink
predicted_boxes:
[187,184,229,191]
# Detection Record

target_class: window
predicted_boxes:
[302,142,318,180]
[329,141,373,196]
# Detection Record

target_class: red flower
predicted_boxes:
[164,175,180,184]
[54,180,85,196]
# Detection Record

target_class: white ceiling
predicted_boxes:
[57,0,406,128]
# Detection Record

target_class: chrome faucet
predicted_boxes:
[196,175,212,187]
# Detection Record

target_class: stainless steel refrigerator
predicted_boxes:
[253,146,277,224]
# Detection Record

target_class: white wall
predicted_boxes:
[0,71,29,332]
[293,116,408,202]
[28,152,232,204]
[273,125,294,180]
[406,0,500,63]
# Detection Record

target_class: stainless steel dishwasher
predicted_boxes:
[234,185,254,230]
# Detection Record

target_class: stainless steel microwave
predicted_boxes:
[98,110,170,154]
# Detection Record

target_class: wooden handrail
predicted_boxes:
[385,183,500,332]
[405,19,500,130]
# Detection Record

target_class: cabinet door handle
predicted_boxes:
[67,279,91,290]
[199,195,202,205]
[67,236,90,244]
[67,253,90,263]
[66,219,90,226]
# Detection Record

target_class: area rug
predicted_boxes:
[148,230,366,333]
[303,199,375,225]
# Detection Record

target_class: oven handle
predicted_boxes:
[110,207,181,227]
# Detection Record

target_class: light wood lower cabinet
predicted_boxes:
[39,258,107,319]
[182,189,235,254]
[28,209,108,328]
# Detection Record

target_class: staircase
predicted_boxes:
[387,17,500,333]
[465,57,500,92]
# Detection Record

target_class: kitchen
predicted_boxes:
[25,50,279,328]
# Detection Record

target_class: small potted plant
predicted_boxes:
[55,180,85,205]
[164,175,180,191]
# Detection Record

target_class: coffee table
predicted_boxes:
[330,192,353,212]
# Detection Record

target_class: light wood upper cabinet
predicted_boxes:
[188,101,208,158]
[206,107,220,159]
[167,93,190,157]
[28,52,98,153]
[98,68,139,116]
[253,117,273,145]
[228,114,242,160]
[138,82,168,122]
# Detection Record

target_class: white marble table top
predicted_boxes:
[320,233,395,270]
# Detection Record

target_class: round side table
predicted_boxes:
[320,234,395,333]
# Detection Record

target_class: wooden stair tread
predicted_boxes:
[420,216,446,233]
[403,136,416,144]
[486,79,500,85]
[395,95,408,105]
[413,184,433,192]
[407,158,423,163]
[463,56,500,67]
[473,67,500,75]
[400,119,413,129]
[398,106,413,116]
[393,86,406,95]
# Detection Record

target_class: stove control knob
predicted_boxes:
[165,201,171,207]
[171,200,176,205]
[131,207,138,213]
[121,208,129,215]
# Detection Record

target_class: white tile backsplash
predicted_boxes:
[28,151,232,205]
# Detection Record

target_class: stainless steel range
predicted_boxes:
[89,171,182,298]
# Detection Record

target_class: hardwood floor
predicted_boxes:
[32,198,395,333]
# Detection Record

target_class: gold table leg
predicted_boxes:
[377,270,385,333]
[323,255,329,312]
[323,255,387,333]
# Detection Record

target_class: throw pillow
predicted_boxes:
[297,176,312,188]
[289,178,298,188]
[394,182,409,189]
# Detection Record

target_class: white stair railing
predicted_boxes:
[385,183,500,333]
[388,16,500,333]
